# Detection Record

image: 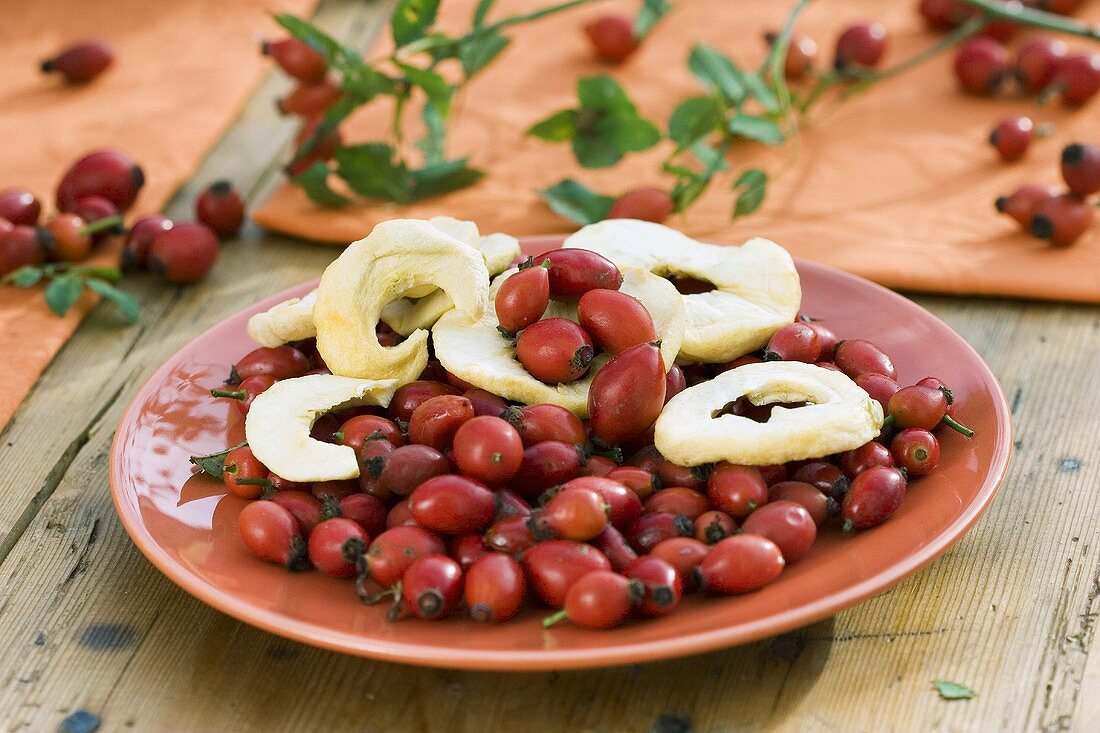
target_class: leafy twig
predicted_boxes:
[1,263,140,323]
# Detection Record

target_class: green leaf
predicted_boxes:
[577,75,634,112]
[291,162,351,207]
[341,68,397,102]
[410,158,484,198]
[334,143,414,203]
[527,109,578,142]
[635,0,671,38]
[539,179,615,226]
[189,441,248,479]
[671,176,710,213]
[417,103,446,165]
[274,14,360,70]
[472,0,495,26]
[741,72,780,113]
[732,168,768,219]
[392,0,441,47]
[690,141,729,172]
[397,63,452,115]
[688,45,745,103]
[933,680,976,700]
[4,266,43,287]
[668,96,722,146]
[572,133,625,169]
[43,274,84,317]
[727,114,785,145]
[601,112,660,153]
[459,31,509,77]
[85,278,140,324]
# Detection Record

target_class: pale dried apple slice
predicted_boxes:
[433,266,684,417]
[563,219,801,363]
[654,362,883,467]
[245,374,398,482]
[314,219,489,385]
[247,290,317,348]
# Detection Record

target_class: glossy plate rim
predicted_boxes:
[109,239,1013,671]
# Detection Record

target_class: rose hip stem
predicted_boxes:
[78,214,124,236]
[542,608,569,628]
[881,412,974,437]
[211,389,246,400]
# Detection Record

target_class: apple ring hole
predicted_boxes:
[711,397,813,423]
[667,275,717,294]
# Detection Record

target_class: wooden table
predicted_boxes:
[2,3,1099,731]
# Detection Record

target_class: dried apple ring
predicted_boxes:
[247,290,316,348]
[245,374,398,482]
[654,362,883,466]
[563,219,801,363]
[433,266,684,417]
[314,218,489,386]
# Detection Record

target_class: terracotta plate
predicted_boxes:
[110,235,1012,670]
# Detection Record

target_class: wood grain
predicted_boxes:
[3,2,1100,731]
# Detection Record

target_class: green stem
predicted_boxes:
[542,609,568,628]
[959,0,1100,40]
[941,414,975,438]
[78,214,123,236]
[486,0,603,34]
[760,0,813,115]
[211,389,246,400]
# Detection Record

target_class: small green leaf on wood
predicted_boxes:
[411,158,484,198]
[85,278,141,324]
[4,266,43,287]
[732,168,768,219]
[669,96,722,146]
[43,274,84,317]
[933,680,976,700]
[392,0,441,47]
[577,75,636,113]
[688,45,745,103]
[335,143,413,203]
[189,442,248,479]
[292,162,351,207]
[459,31,509,77]
[539,179,615,226]
[528,110,578,142]
[727,114,785,145]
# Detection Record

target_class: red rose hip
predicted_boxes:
[196,180,245,238]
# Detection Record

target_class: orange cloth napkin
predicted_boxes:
[0,0,316,430]
[254,0,1100,302]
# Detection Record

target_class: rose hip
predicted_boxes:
[0,226,49,275]
[537,248,623,299]
[511,440,584,498]
[1050,53,1100,106]
[740,500,817,562]
[954,36,1009,94]
[578,289,657,354]
[56,150,144,213]
[504,403,586,446]
[839,441,895,479]
[516,318,594,384]
[365,526,445,587]
[1031,194,1094,247]
[41,39,114,83]
[589,342,666,445]
[379,444,451,497]
[834,22,887,70]
[464,388,508,418]
[764,30,817,79]
[539,486,609,540]
[891,428,940,475]
[606,188,674,222]
[664,366,687,403]
[580,454,616,478]
[591,526,639,571]
[270,490,324,535]
[261,37,328,83]
[410,475,495,534]
[494,489,532,520]
[407,394,475,451]
[627,512,693,554]
[764,322,821,363]
[768,481,833,525]
[989,116,1033,162]
[196,180,245,238]
[484,515,538,555]
[222,445,269,500]
[447,533,489,570]
[386,500,417,529]
[308,518,368,579]
[842,466,907,530]
[521,540,611,607]
[453,415,524,484]
[311,479,358,501]
[584,14,638,63]
[237,500,307,570]
[1060,143,1100,196]
[545,571,641,629]
[995,184,1058,229]
[389,380,460,422]
[337,414,405,451]
[1014,36,1068,92]
[495,262,549,333]
[149,222,219,283]
[694,510,737,544]
[121,216,173,271]
[466,554,527,622]
[234,345,311,381]
[855,372,900,412]
[887,385,948,430]
[645,487,711,520]
[919,0,970,29]
[564,477,642,530]
[44,214,91,262]
[0,189,40,226]
[398,555,463,619]
[792,462,850,500]
[834,339,897,380]
[708,463,768,518]
[696,535,784,594]
[605,465,661,500]
[650,537,710,590]
[277,79,342,118]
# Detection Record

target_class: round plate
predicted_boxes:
[110,235,1012,671]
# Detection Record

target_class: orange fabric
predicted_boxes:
[0,0,316,430]
[255,0,1100,302]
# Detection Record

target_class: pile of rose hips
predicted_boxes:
[995,140,1099,246]
[262,37,344,176]
[0,149,244,284]
[214,250,973,630]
